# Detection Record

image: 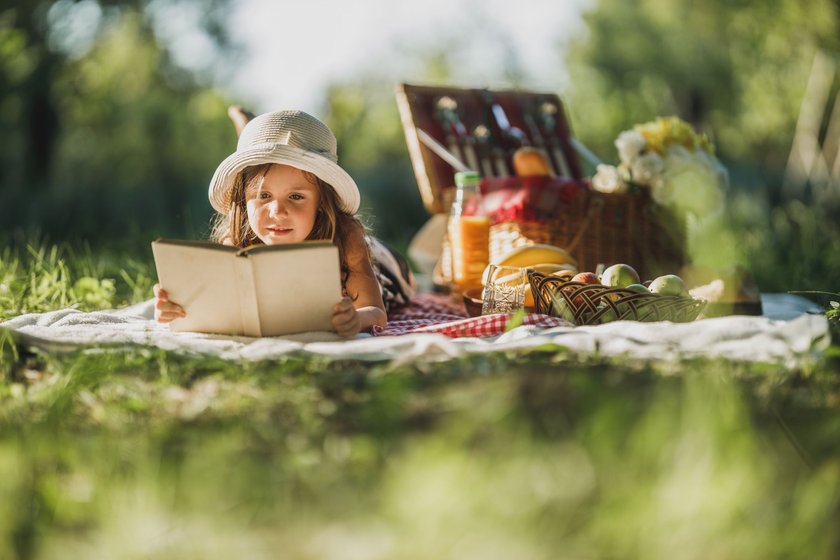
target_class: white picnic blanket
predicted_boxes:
[1,294,829,367]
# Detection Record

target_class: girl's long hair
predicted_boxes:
[210,163,368,290]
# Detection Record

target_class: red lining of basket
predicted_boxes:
[462,176,589,224]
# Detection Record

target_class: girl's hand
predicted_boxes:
[331,297,361,338]
[153,284,186,323]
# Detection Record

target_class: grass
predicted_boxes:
[2,348,839,559]
[0,238,155,321]
[0,233,839,559]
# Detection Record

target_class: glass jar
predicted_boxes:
[447,171,490,296]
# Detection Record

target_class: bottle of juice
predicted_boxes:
[448,171,490,296]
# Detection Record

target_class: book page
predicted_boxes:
[151,240,244,335]
[249,242,341,336]
[152,239,342,337]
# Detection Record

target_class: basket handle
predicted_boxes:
[564,195,604,253]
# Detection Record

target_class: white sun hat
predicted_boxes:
[208,110,360,214]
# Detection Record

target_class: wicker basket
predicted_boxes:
[528,270,706,326]
[489,187,686,279]
[396,83,687,288]
[436,186,686,287]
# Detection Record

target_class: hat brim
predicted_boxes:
[208,143,360,214]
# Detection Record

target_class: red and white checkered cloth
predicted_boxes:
[373,293,571,338]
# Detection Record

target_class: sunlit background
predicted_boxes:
[223,0,589,112]
[4,0,840,295]
[3,3,840,558]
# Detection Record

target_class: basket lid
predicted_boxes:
[395,83,584,214]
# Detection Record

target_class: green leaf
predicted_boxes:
[505,308,527,332]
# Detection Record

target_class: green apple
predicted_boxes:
[648,274,688,296]
[551,295,577,323]
[600,263,640,288]
[597,303,618,323]
[614,284,650,320]
[624,283,650,294]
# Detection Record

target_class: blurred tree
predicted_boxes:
[48,12,235,239]
[2,1,62,190]
[322,30,530,253]
[324,80,428,252]
[0,0,237,243]
[2,0,229,188]
[564,0,840,291]
[565,0,840,176]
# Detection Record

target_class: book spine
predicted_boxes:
[233,256,262,336]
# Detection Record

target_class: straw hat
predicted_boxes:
[208,110,360,214]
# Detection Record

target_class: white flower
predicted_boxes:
[615,130,646,165]
[592,164,628,193]
[630,152,664,186]
[665,145,692,162]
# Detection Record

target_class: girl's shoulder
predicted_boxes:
[342,221,372,267]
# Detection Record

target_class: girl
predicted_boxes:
[154,109,410,337]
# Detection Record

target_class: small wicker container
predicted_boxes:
[528,270,706,326]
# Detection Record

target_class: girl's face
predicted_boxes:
[246,164,321,245]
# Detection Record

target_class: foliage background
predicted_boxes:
[2,2,840,558]
[2,0,839,292]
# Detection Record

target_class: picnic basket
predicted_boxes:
[395,83,686,284]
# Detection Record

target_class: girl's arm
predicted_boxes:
[332,227,387,337]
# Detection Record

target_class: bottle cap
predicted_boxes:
[454,171,480,188]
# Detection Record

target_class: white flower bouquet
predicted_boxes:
[592,117,728,218]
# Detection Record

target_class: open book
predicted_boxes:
[151,239,341,336]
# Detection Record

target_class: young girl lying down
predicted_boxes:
[154,109,414,337]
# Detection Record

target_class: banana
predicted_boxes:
[524,284,536,309]
[482,263,577,288]
[495,244,577,269]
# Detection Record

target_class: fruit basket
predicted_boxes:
[527,270,706,326]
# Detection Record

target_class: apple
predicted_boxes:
[571,272,600,285]
[648,274,688,296]
[597,303,619,323]
[599,284,648,322]
[600,263,640,288]
[608,283,650,320]
[624,283,650,294]
[567,272,601,307]
[551,297,577,323]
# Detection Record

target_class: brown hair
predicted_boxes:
[210,163,369,287]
